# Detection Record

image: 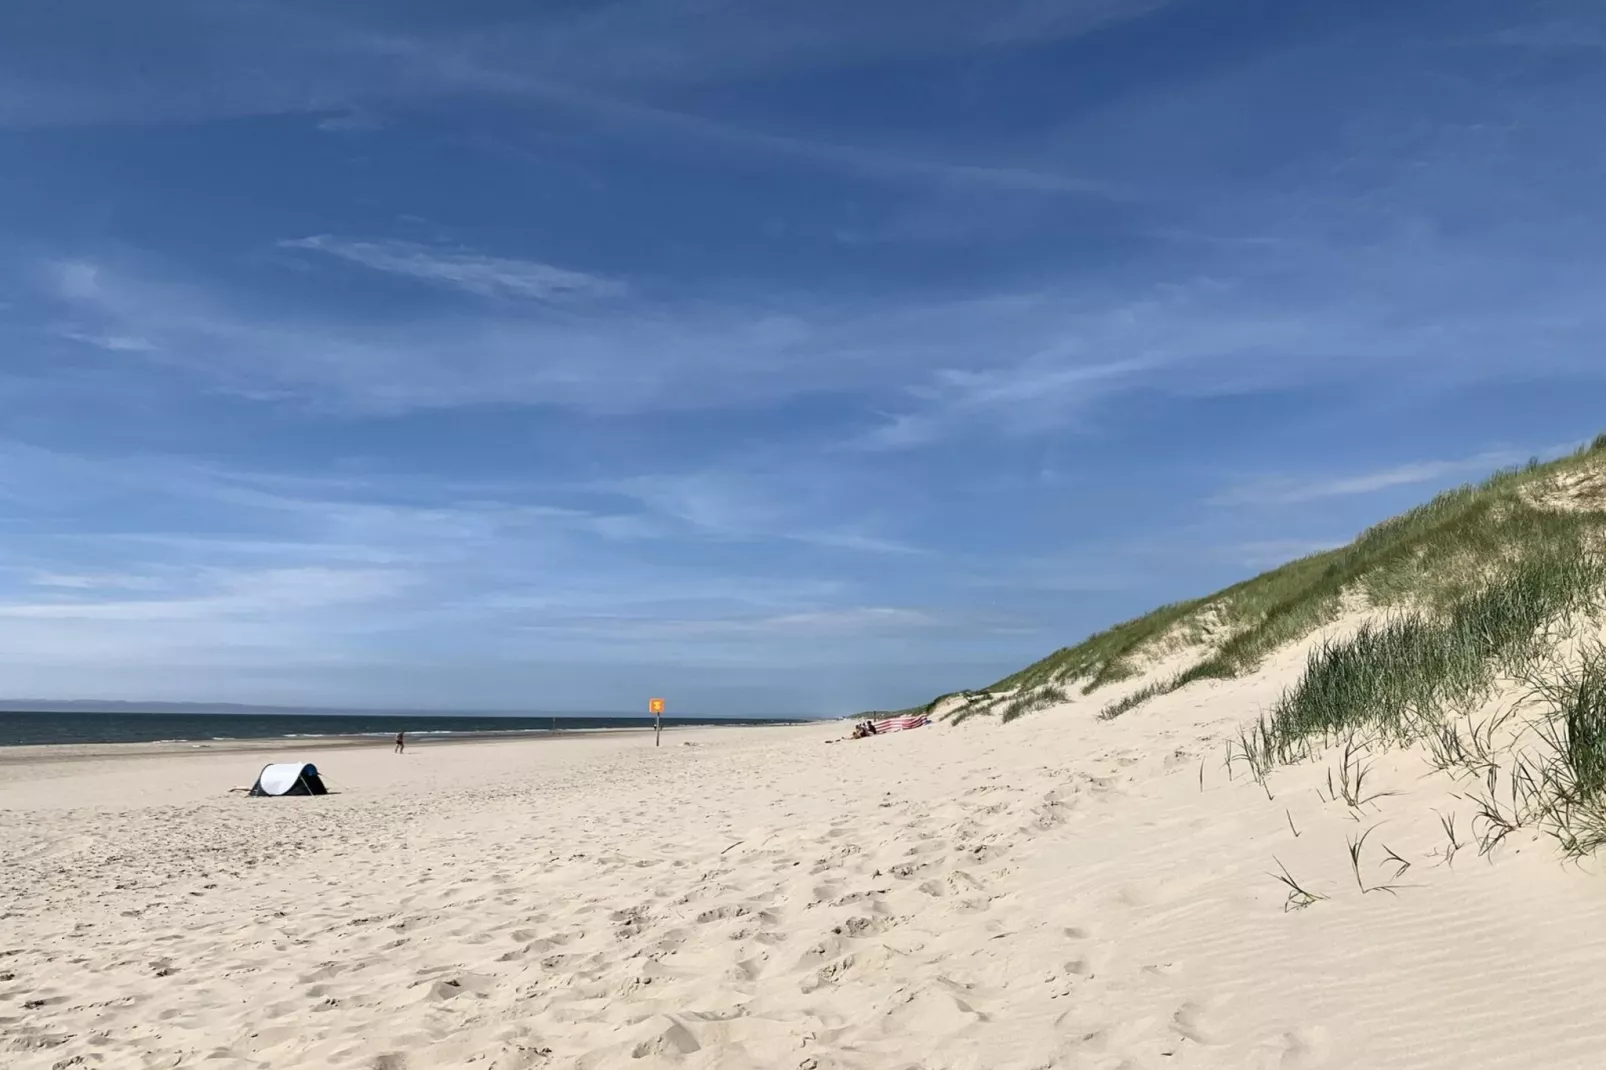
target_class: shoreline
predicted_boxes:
[0,721,812,766]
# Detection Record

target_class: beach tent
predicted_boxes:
[248,762,328,797]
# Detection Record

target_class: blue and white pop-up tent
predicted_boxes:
[248,762,328,797]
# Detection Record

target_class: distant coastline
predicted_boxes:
[0,697,819,717]
[0,709,814,748]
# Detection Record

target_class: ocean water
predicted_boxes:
[0,710,800,747]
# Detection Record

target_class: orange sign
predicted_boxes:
[649,697,665,715]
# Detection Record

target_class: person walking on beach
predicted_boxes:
[394,731,406,754]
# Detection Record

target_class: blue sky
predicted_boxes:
[3,0,1606,714]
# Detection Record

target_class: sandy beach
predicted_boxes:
[11,1,1606,1066]
[8,665,1606,1070]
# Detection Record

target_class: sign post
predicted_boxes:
[649,697,665,747]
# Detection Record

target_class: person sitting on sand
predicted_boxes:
[394,731,406,754]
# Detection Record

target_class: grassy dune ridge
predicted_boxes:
[924,433,1606,854]
[942,434,1606,730]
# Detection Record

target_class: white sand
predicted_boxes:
[7,678,1606,1070]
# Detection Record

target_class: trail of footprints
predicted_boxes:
[4,739,1260,1070]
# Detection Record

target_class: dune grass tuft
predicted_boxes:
[999,685,1069,723]
[1244,548,1605,762]
[1097,678,1175,721]
[1523,646,1606,855]
[1556,656,1606,798]
[1269,858,1325,911]
[1243,575,1606,858]
[986,598,1207,696]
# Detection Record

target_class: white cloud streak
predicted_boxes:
[510,605,947,640]
[1212,450,1546,507]
[28,572,163,591]
[1229,539,1347,568]
[600,471,926,555]
[280,237,625,303]
[0,567,409,621]
[53,329,156,352]
[863,355,1160,449]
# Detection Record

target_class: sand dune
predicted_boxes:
[6,677,1606,1069]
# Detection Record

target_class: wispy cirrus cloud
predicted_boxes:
[315,106,385,132]
[1211,449,1552,507]
[602,471,925,555]
[1228,539,1347,568]
[37,256,824,414]
[34,255,1130,421]
[0,1,1169,112]
[453,0,1175,89]
[0,440,947,677]
[1483,13,1606,51]
[27,572,163,591]
[863,355,1158,450]
[0,1,1128,199]
[280,236,625,303]
[0,567,409,622]
[855,279,1368,450]
[51,329,156,352]
[788,531,927,556]
[510,605,948,641]
[38,234,1606,438]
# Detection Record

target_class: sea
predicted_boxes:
[0,710,805,748]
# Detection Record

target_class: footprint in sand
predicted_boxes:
[832,916,884,939]
[630,1019,702,1059]
[1170,1000,1224,1045]
[1272,1026,1332,1069]
[726,956,767,982]
[799,954,856,993]
[1064,955,1099,978]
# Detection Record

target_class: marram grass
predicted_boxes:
[957,436,1606,725]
